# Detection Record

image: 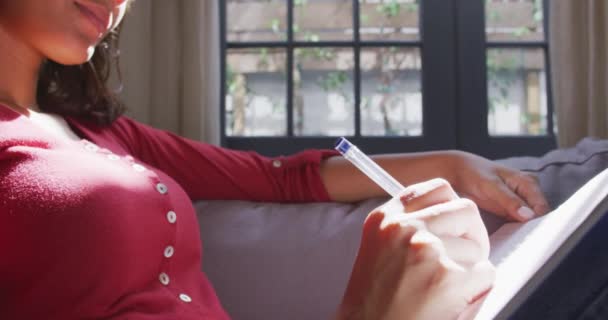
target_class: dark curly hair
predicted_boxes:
[36,21,127,126]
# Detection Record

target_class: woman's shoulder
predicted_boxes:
[68,114,147,135]
[66,115,160,156]
[63,114,141,142]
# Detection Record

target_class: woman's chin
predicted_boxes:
[48,45,96,66]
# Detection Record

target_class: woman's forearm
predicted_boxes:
[320,150,461,202]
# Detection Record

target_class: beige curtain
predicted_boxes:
[115,0,221,144]
[550,0,608,147]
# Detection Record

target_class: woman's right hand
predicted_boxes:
[336,179,496,320]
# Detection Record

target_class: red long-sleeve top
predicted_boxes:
[0,104,338,319]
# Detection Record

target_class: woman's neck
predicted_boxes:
[0,25,43,113]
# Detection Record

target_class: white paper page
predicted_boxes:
[474,168,608,320]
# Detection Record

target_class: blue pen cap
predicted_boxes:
[335,137,352,154]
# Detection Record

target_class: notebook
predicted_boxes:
[474,167,608,319]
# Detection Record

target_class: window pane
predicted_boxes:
[227,0,286,42]
[226,48,287,136]
[360,0,420,41]
[361,47,422,136]
[294,0,353,41]
[485,0,544,42]
[293,47,354,136]
[487,48,548,136]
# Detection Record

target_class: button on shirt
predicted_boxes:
[0,106,338,320]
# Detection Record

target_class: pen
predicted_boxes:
[335,137,405,198]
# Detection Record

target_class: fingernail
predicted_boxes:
[517,206,535,220]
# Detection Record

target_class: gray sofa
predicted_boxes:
[195,138,608,320]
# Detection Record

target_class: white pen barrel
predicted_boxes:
[344,146,404,198]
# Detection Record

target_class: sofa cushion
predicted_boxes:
[497,137,608,209]
[195,199,384,320]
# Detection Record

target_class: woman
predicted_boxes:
[0,0,549,319]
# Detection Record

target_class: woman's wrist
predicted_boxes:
[436,150,468,189]
[321,149,470,202]
[389,150,463,189]
[375,150,466,192]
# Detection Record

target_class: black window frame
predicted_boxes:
[219,0,556,159]
[457,0,556,159]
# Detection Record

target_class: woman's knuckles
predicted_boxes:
[407,230,443,263]
[402,198,480,224]
[399,178,458,211]
[400,178,452,199]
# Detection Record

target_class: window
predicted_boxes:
[221,0,555,158]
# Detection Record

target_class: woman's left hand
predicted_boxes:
[448,151,550,222]
[321,149,550,222]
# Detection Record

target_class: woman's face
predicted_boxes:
[0,0,130,65]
